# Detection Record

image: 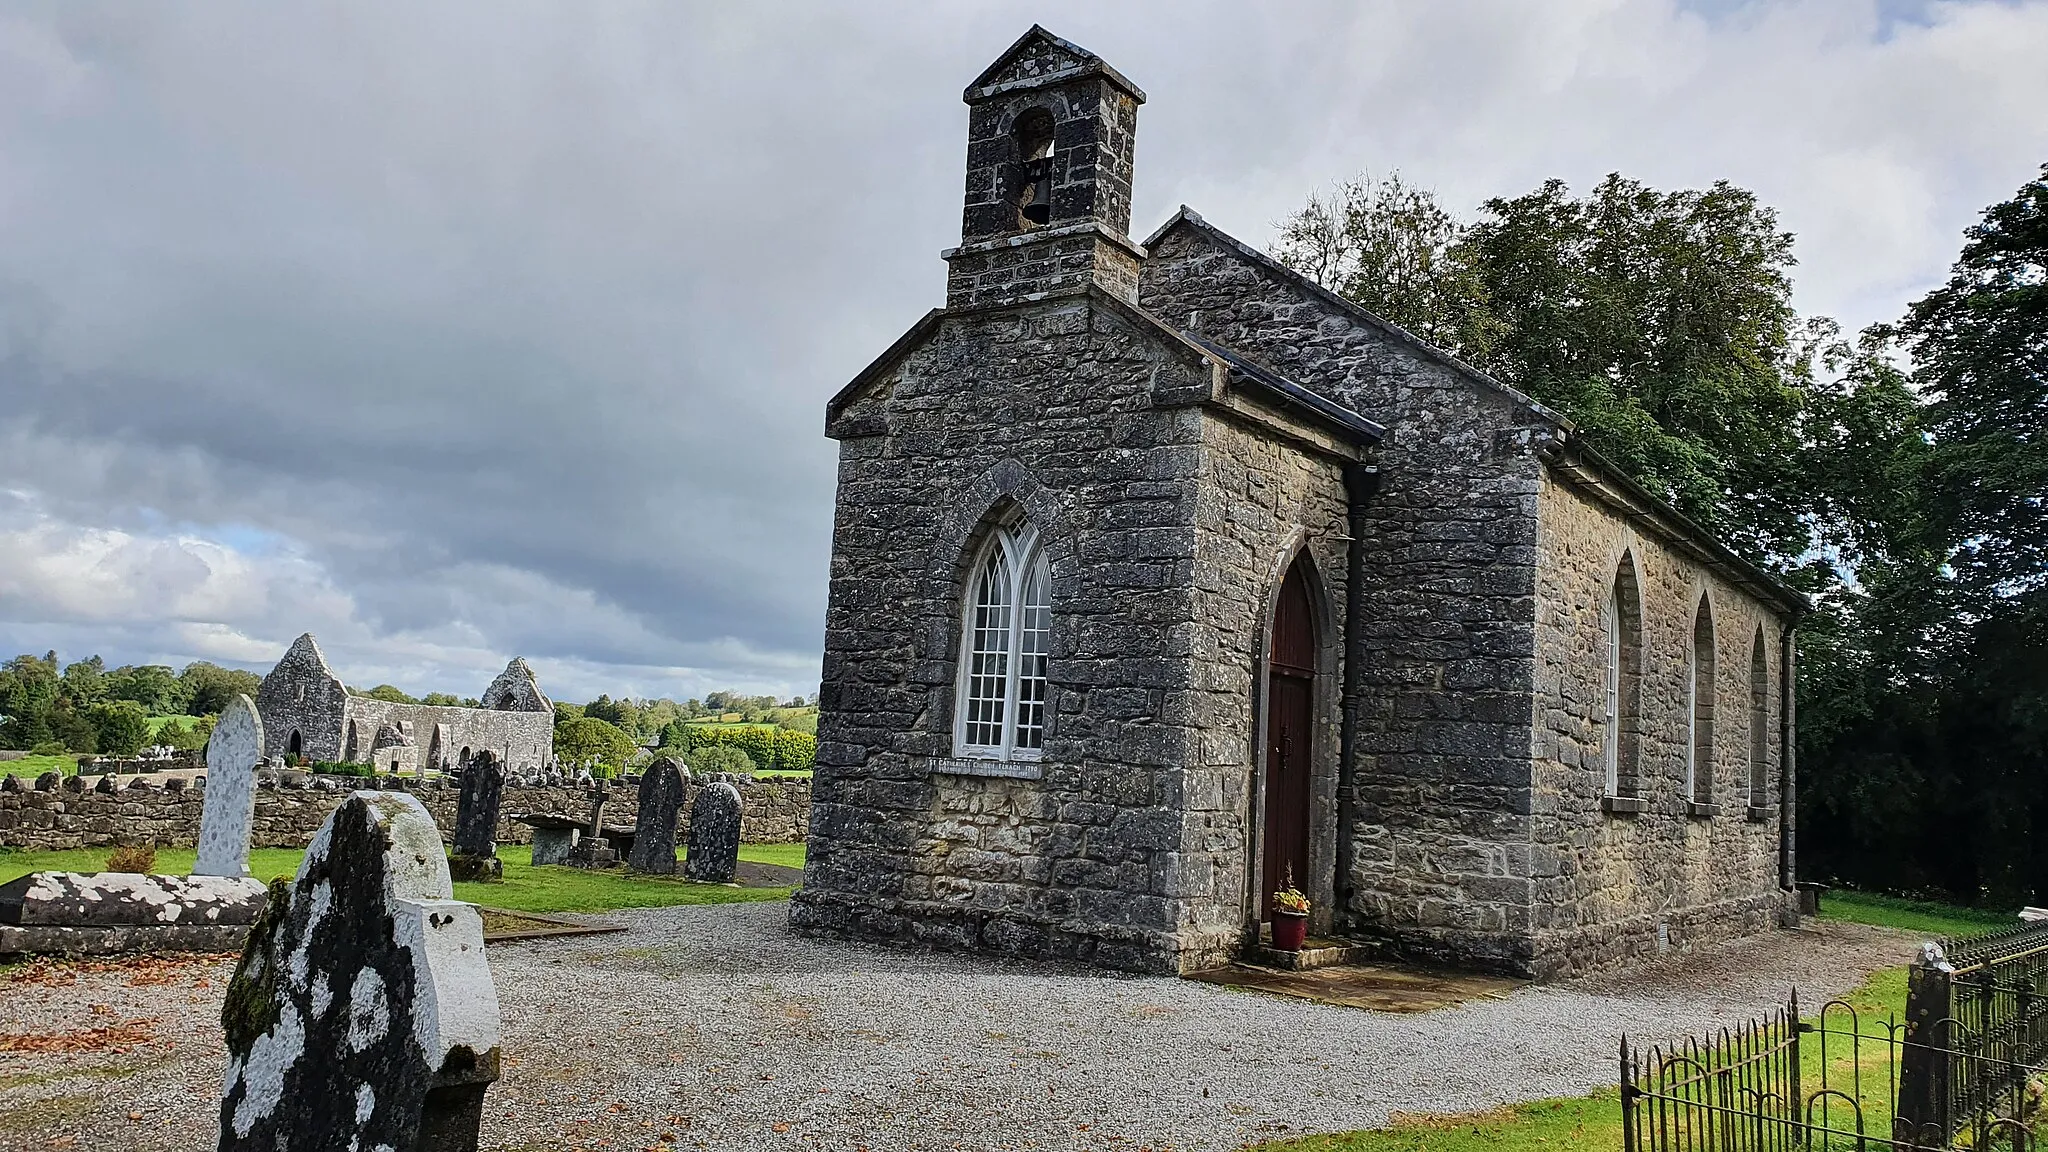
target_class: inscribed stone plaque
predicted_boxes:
[627,758,686,875]
[195,695,263,878]
[683,782,742,883]
[218,791,500,1152]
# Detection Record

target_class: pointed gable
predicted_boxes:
[963,24,1145,103]
[481,656,553,714]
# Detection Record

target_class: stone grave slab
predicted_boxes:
[218,790,500,1152]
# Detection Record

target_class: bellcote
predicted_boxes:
[945,27,1148,309]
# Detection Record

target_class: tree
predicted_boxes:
[104,664,189,714]
[684,744,754,776]
[89,700,150,757]
[361,684,416,704]
[419,692,463,706]
[179,661,262,715]
[1273,171,1496,354]
[1895,163,2048,606]
[553,716,638,772]
[61,656,107,704]
[0,653,60,749]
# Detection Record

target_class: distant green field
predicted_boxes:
[0,843,806,915]
[0,754,81,778]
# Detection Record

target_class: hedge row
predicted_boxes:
[666,724,815,771]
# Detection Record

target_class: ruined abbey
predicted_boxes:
[791,27,1808,978]
[254,633,556,775]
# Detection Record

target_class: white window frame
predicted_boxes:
[953,523,1050,762]
[1603,589,1621,797]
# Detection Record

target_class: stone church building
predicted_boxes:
[791,28,1808,978]
[255,633,556,776]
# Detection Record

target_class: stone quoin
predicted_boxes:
[790,26,1809,979]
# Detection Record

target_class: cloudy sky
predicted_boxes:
[0,0,2042,704]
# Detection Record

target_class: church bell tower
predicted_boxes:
[944,26,1147,309]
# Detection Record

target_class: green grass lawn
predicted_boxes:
[1818,888,2017,938]
[0,754,82,778]
[1249,888,2020,1152]
[1251,964,1912,1152]
[0,842,806,915]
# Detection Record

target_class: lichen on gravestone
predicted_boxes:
[195,695,263,878]
[217,790,500,1152]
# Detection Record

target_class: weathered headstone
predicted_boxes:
[218,791,500,1152]
[447,752,506,883]
[627,759,688,875]
[195,695,263,878]
[683,781,742,883]
[564,785,617,868]
[516,814,581,866]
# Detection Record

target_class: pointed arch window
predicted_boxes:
[1602,554,1645,806]
[956,523,1050,759]
[1688,597,1717,809]
[1749,627,1770,808]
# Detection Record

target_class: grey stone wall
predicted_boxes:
[1531,474,1791,976]
[796,293,1227,974]
[255,634,350,762]
[341,698,554,775]
[0,776,808,852]
[1141,218,1557,973]
[1179,410,1353,967]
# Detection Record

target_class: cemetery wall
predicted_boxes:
[0,776,809,851]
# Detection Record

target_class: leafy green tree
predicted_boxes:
[553,716,638,772]
[178,661,262,715]
[419,692,463,706]
[774,729,816,771]
[1273,171,1497,354]
[684,744,755,776]
[1895,163,2048,606]
[89,700,150,757]
[61,656,107,704]
[105,664,189,713]
[361,684,416,704]
[0,653,60,749]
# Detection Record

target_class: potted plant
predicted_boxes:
[1271,875,1311,952]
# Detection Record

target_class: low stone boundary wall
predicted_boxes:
[0,775,810,852]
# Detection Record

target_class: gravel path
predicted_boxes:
[0,903,1918,1151]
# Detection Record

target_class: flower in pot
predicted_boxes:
[1271,878,1311,952]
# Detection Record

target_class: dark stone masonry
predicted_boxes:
[0,774,810,852]
[792,26,1807,979]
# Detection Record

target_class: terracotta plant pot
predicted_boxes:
[1271,910,1309,952]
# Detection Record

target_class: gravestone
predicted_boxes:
[217,791,500,1152]
[195,695,263,878]
[448,752,506,883]
[683,782,742,883]
[564,786,617,868]
[627,759,688,875]
[516,814,581,866]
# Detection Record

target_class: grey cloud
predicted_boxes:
[0,0,2042,700]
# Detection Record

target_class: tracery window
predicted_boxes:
[956,523,1050,759]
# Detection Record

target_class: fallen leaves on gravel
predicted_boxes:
[0,1018,157,1053]
[4,954,232,988]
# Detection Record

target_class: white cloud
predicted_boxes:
[0,0,2041,702]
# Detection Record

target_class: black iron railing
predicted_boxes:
[1623,923,2048,1152]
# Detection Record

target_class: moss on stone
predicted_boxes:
[220,877,289,1051]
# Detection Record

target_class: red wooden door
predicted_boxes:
[1262,560,1315,921]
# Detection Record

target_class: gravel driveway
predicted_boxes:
[0,902,1917,1151]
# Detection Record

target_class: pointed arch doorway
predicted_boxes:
[1261,556,1317,921]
